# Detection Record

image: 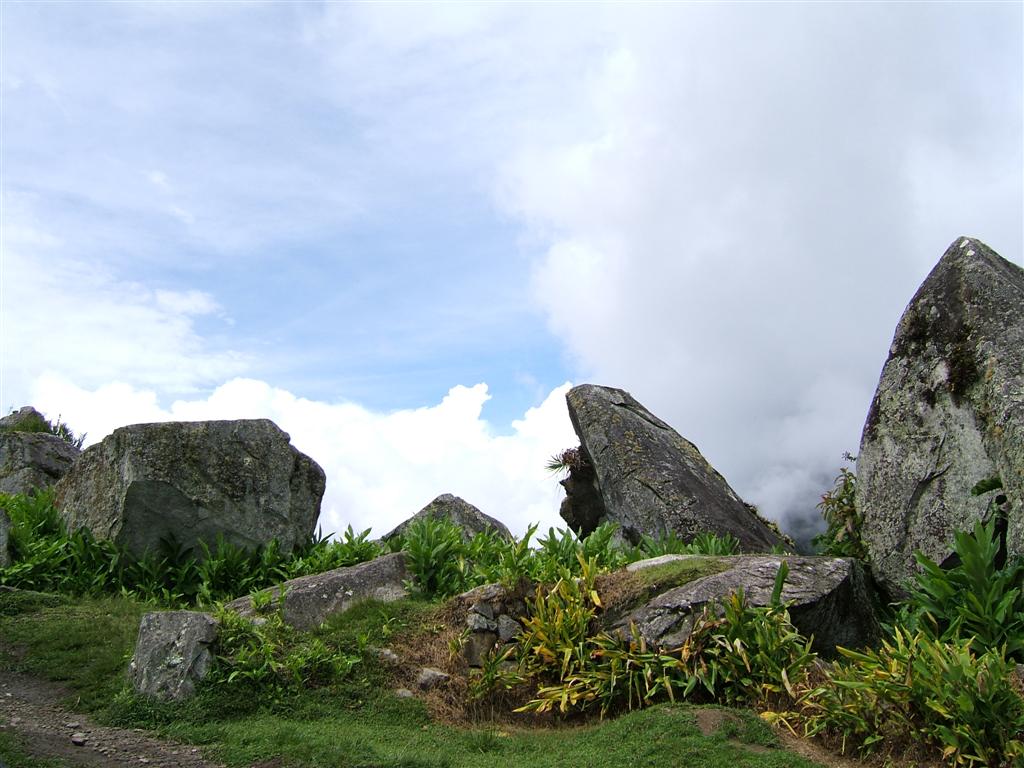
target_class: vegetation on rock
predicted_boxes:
[0,409,85,449]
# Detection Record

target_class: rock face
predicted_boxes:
[561,385,783,552]
[612,555,880,657]
[455,582,530,667]
[0,508,11,568]
[226,552,408,630]
[856,237,1024,597]
[0,431,80,496]
[129,611,218,701]
[55,419,325,558]
[382,494,512,542]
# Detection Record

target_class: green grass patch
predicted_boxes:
[0,592,147,715]
[596,555,730,619]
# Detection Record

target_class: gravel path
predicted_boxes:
[0,670,225,768]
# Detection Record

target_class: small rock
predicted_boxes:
[469,601,494,620]
[497,614,522,642]
[416,667,450,690]
[395,687,414,699]
[463,631,498,667]
[467,612,498,632]
[377,648,400,664]
[65,721,81,728]
[71,733,86,746]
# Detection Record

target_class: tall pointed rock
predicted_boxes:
[856,236,1024,596]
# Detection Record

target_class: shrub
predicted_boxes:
[812,454,865,559]
[209,604,362,704]
[0,410,86,449]
[0,491,382,607]
[637,530,740,558]
[401,516,471,598]
[904,512,1023,661]
[799,629,1024,767]
[512,563,815,718]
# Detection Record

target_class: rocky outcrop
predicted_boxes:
[560,385,784,552]
[610,555,880,657]
[129,611,218,701]
[55,419,325,558]
[0,507,11,568]
[856,237,1024,597]
[0,431,80,496]
[226,552,408,630]
[382,494,512,542]
[455,582,529,667]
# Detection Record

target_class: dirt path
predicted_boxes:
[0,670,225,768]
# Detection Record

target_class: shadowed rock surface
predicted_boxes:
[611,555,880,657]
[226,552,408,631]
[382,493,512,542]
[55,419,325,558]
[561,384,784,552]
[0,508,10,568]
[129,611,218,701]
[856,237,1024,597]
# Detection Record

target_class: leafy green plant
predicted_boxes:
[401,516,470,598]
[210,606,362,702]
[812,454,865,559]
[0,491,382,607]
[904,512,1023,661]
[799,629,1024,767]
[637,530,740,558]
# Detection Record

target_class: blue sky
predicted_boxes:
[3,2,1022,542]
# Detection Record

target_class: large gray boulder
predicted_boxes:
[560,385,784,552]
[0,431,80,496]
[610,555,880,657]
[857,237,1024,597]
[55,419,325,557]
[0,508,11,568]
[382,494,512,542]
[129,610,218,701]
[226,552,408,631]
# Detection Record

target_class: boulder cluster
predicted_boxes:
[1,235,1020,705]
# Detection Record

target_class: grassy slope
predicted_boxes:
[0,591,829,768]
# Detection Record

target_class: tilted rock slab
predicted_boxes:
[382,493,512,542]
[562,384,783,552]
[129,610,218,701]
[856,237,1024,597]
[55,419,325,557]
[226,552,409,631]
[0,431,80,496]
[612,555,880,657]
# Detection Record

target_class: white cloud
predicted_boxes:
[28,376,579,540]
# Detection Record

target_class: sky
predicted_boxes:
[2,1,1022,546]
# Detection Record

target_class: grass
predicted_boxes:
[0,590,830,768]
[0,589,147,714]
